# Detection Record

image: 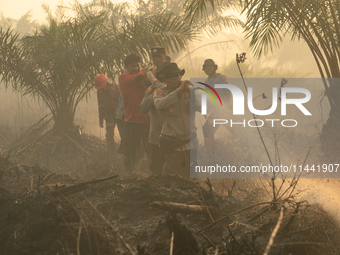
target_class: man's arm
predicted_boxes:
[154,80,188,110]
[154,89,179,111]
[146,70,162,89]
[140,68,163,113]
[119,69,146,87]
[175,80,187,97]
[191,88,201,112]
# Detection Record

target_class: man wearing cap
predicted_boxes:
[118,52,149,173]
[95,74,120,150]
[150,47,167,71]
[202,59,230,154]
[140,47,167,174]
[154,63,198,178]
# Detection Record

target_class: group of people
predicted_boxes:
[94,47,228,177]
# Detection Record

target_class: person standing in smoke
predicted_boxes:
[140,47,167,174]
[95,74,120,151]
[202,59,230,153]
[154,63,198,178]
[118,53,148,174]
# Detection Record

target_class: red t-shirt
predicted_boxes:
[118,69,148,124]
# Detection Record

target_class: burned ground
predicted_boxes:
[1,149,340,255]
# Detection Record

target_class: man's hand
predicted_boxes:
[147,66,155,72]
[176,80,189,96]
[144,65,153,71]
[147,66,157,76]
[151,67,156,76]
[100,124,104,128]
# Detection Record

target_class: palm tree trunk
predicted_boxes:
[52,103,77,135]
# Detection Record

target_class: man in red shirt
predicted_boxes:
[118,53,148,173]
[95,74,120,151]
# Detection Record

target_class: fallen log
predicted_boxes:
[47,175,119,197]
[150,201,209,215]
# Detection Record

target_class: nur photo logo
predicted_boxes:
[197,82,312,128]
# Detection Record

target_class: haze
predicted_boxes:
[1,0,92,22]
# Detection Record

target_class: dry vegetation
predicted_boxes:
[1,142,340,255]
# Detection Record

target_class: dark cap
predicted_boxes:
[156,62,185,79]
[202,59,217,70]
[151,47,166,55]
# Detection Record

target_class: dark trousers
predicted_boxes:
[149,143,164,175]
[103,108,116,148]
[144,116,151,159]
[105,124,115,151]
[163,150,190,178]
[163,149,197,178]
[124,122,146,172]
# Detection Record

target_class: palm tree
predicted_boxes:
[186,0,340,152]
[0,5,197,136]
[0,11,38,35]
[74,0,243,61]
[242,0,340,153]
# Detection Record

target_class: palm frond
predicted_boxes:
[242,0,288,57]
[184,0,240,24]
[196,14,244,36]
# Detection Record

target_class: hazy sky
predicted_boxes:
[0,0,92,22]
